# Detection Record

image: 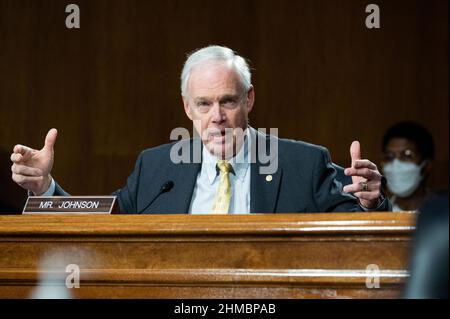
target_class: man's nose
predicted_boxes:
[211,103,225,123]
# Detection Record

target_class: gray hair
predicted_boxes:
[180,45,252,97]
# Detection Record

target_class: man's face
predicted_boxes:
[183,61,254,159]
[383,138,423,165]
[382,137,432,178]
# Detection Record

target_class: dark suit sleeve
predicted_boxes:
[332,163,352,186]
[36,152,146,213]
[112,151,144,213]
[312,147,363,212]
[312,147,392,212]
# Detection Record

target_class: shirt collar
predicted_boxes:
[201,127,251,185]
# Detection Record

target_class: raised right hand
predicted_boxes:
[11,128,58,195]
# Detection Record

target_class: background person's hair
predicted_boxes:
[382,121,435,160]
[180,45,252,97]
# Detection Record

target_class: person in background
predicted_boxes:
[403,191,449,298]
[381,121,435,211]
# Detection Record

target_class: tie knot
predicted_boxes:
[217,160,232,174]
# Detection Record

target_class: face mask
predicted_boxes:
[383,159,426,198]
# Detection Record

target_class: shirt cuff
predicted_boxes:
[359,195,386,211]
[28,178,56,197]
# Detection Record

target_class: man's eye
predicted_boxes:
[195,102,211,113]
[196,102,211,109]
[221,99,237,107]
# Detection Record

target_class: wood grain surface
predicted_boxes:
[0,212,416,298]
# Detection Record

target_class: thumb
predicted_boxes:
[43,128,58,152]
[350,140,361,167]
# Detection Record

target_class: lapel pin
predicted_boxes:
[265,175,273,182]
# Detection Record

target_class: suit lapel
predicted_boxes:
[169,138,202,214]
[169,162,201,214]
[148,131,282,214]
[144,139,201,214]
[249,129,283,213]
[250,163,282,213]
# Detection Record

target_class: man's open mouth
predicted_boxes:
[207,129,233,143]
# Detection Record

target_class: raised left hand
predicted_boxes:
[343,141,383,209]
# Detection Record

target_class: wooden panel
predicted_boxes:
[0,212,415,298]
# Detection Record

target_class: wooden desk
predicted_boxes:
[0,212,416,298]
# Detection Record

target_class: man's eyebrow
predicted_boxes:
[219,94,240,100]
[193,94,239,102]
[194,97,211,102]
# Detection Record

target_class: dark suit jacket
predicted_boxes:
[55,128,389,214]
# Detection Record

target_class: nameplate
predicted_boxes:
[22,196,116,214]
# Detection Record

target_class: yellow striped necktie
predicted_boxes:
[211,160,232,214]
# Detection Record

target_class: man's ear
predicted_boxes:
[246,85,255,113]
[183,96,193,121]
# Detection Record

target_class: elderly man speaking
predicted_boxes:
[10,45,390,214]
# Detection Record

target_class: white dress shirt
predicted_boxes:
[40,178,56,196]
[188,129,252,214]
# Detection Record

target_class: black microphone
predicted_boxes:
[138,181,174,214]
